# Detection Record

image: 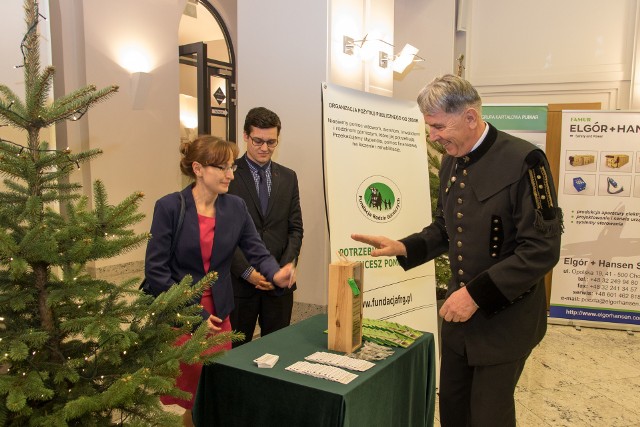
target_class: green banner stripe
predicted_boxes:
[482,105,547,131]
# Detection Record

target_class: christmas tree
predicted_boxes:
[0,1,237,424]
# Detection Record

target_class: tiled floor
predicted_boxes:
[434,323,640,426]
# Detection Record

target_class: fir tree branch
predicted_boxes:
[0,93,29,128]
[22,4,42,104]
[41,85,119,126]
[25,66,54,119]
[1,180,29,198]
[50,84,100,108]
[0,85,27,115]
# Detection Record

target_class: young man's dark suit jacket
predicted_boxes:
[144,185,280,322]
[228,154,303,331]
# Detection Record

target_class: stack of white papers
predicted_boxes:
[305,351,375,372]
[253,353,280,368]
[285,361,358,384]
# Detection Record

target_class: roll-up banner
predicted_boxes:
[549,110,640,330]
[321,82,439,345]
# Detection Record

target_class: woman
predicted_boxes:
[144,135,293,426]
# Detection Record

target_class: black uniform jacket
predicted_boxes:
[228,154,303,297]
[399,124,563,365]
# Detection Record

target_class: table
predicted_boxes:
[192,314,435,427]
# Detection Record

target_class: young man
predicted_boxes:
[352,75,563,426]
[228,107,303,346]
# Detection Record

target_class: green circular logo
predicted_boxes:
[357,176,402,223]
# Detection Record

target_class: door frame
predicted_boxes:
[179,42,236,141]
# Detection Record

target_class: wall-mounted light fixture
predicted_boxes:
[119,45,154,110]
[344,35,424,73]
[378,43,424,73]
[130,72,152,110]
[343,34,368,55]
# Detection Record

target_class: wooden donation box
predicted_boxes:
[328,261,364,353]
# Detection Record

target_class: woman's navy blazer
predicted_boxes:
[144,185,280,321]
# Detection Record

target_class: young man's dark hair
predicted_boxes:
[243,107,282,135]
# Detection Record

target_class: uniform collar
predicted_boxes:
[456,123,497,168]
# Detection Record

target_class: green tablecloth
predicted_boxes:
[192,314,435,427]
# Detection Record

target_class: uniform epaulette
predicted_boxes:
[525,151,564,237]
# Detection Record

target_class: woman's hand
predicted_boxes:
[273,263,296,289]
[206,314,223,333]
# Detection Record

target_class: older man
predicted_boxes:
[352,74,562,426]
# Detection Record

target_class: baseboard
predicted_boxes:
[87,260,145,281]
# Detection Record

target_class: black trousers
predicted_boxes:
[439,340,529,427]
[230,291,294,348]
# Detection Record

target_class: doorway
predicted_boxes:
[178,1,236,143]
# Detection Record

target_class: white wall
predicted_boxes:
[393,0,457,102]
[51,0,187,269]
[464,0,638,109]
[633,6,640,109]
[237,0,330,306]
[0,0,53,151]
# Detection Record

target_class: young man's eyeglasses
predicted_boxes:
[208,164,238,173]
[249,135,278,148]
